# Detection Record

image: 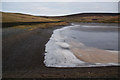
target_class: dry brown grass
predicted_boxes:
[2,12,119,30]
[2,12,60,23]
[53,14,120,23]
[1,12,68,29]
[13,22,68,31]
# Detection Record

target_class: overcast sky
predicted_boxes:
[1,0,120,2]
[1,2,119,16]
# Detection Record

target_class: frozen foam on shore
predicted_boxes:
[44,25,86,67]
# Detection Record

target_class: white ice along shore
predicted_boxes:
[44,24,119,67]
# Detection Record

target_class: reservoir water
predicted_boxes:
[44,23,119,67]
[62,23,119,51]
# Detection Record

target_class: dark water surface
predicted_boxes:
[63,23,119,51]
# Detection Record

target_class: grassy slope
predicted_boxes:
[1,12,68,29]
[48,13,120,23]
[2,12,60,23]
[2,12,119,29]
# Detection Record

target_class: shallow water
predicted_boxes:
[44,23,119,67]
[62,23,119,51]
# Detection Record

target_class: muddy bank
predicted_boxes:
[2,25,119,78]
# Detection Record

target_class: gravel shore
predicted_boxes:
[2,25,119,79]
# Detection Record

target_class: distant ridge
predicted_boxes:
[1,12,119,23]
[1,12,68,28]
[61,13,119,17]
[42,13,119,18]
[46,13,120,23]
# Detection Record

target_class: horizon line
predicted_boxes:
[1,11,119,17]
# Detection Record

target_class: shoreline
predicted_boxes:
[3,23,119,78]
[44,23,119,67]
